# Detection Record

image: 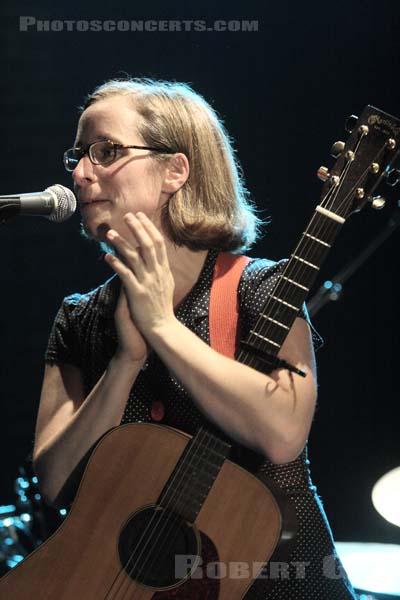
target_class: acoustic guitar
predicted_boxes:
[1,105,399,599]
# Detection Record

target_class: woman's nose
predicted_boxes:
[72,154,97,186]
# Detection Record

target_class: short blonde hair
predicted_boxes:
[83,78,262,253]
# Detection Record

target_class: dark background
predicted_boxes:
[0,0,399,548]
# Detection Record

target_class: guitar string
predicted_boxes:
[105,427,221,599]
[103,426,211,599]
[119,429,222,600]
[105,132,395,598]
[125,431,224,600]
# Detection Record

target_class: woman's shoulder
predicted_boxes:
[239,256,288,295]
[58,275,120,321]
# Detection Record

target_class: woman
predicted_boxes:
[33,78,357,598]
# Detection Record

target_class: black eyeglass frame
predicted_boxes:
[63,139,174,172]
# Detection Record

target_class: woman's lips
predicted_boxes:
[80,199,109,209]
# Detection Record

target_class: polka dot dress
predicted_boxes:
[45,251,357,599]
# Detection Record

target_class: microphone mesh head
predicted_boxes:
[46,185,77,222]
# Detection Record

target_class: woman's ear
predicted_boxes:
[162,153,190,193]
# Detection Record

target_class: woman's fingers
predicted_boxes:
[134,212,169,266]
[106,228,145,279]
[123,213,160,269]
[106,212,168,279]
[123,212,167,267]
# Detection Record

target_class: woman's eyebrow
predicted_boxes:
[74,134,122,147]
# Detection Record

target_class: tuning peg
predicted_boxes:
[385,168,400,187]
[371,196,386,210]
[331,141,345,159]
[345,114,358,133]
[317,166,330,182]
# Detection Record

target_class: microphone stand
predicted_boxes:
[307,202,400,317]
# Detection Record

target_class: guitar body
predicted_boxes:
[0,423,282,599]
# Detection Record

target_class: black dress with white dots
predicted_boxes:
[45,250,357,599]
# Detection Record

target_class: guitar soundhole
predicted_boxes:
[118,506,200,589]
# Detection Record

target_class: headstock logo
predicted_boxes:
[368,114,400,137]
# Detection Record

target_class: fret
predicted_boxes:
[303,232,331,247]
[260,315,290,330]
[268,296,301,320]
[283,259,322,291]
[243,337,283,358]
[250,330,281,347]
[291,255,320,270]
[290,238,330,278]
[273,280,306,311]
[269,295,300,311]
[247,325,288,355]
[296,234,331,260]
[306,214,342,249]
[281,276,309,291]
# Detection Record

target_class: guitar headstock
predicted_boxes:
[318,106,400,220]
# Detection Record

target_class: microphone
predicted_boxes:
[0,185,77,223]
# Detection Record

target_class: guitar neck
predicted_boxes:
[239,104,400,365]
[239,207,344,363]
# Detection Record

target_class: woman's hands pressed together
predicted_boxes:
[104,212,177,347]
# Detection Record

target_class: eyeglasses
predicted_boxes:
[63,139,173,172]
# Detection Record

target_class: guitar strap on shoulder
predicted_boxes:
[209,252,250,359]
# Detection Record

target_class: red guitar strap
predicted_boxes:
[151,252,250,422]
[209,252,251,359]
